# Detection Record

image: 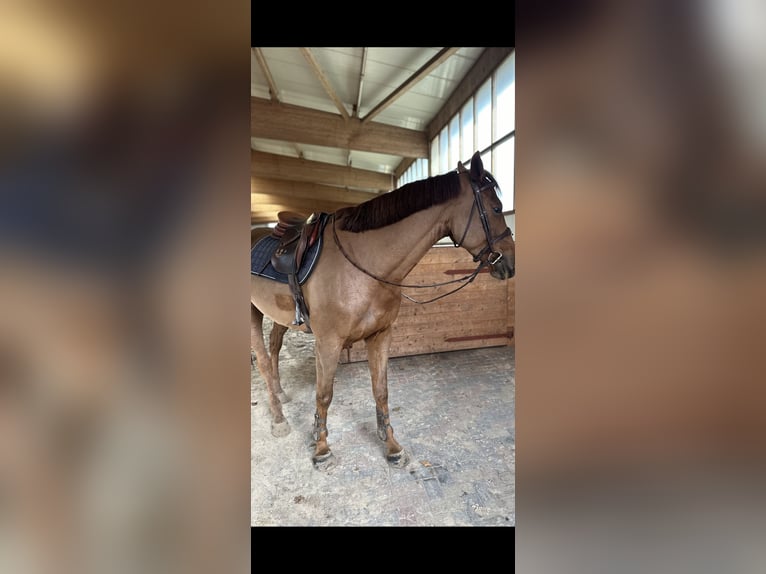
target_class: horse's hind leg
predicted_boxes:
[251,304,291,437]
[268,322,290,403]
[366,327,409,468]
[310,336,343,471]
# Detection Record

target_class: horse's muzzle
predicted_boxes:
[489,254,515,280]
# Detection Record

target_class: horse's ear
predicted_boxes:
[457,160,468,173]
[470,151,483,180]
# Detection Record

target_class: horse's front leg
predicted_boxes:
[366,327,409,468]
[311,336,342,470]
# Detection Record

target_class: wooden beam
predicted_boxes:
[253,48,279,102]
[251,213,280,224]
[251,194,357,214]
[428,47,514,141]
[300,47,350,121]
[353,47,368,118]
[361,47,460,124]
[251,97,428,157]
[251,177,377,205]
[251,150,392,191]
[251,192,357,208]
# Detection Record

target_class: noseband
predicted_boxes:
[453,172,513,264]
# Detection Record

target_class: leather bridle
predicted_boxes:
[453,171,513,265]
[332,169,513,304]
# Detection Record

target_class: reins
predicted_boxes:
[331,172,512,305]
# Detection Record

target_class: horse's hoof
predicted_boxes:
[278,391,291,404]
[271,420,291,438]
[312,451,336,471]
[386,449,410,468]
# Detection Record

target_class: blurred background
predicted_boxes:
[3,0,766,569]
[0,1,250,572]
[516,0,766,572]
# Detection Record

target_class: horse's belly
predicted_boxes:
[250,275,309,331]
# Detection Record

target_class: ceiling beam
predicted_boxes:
[251,197,356,215]
[251,213,280,224]
[361,47,460,124]
[428,47,514,141]
[353,47,368,118]
[251,177,377,204]
[251,193,358,209]
[251,97,428,157]
[253,48,279,102]
[300,47,351,121]
[251,150,393,191]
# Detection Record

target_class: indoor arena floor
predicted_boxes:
[251,318,515,527]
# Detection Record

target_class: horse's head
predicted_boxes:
[451,152,515,280]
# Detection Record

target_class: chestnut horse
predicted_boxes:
[250,152,515,470]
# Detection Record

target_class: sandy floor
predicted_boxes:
[251,319,515,526]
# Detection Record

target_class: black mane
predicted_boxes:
[337,172,461,232]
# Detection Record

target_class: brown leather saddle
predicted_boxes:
[269,211,326,332]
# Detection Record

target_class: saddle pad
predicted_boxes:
[250,221,324,285]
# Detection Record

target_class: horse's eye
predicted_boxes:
[493,207,502,214]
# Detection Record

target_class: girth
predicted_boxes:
[269,212,328,332]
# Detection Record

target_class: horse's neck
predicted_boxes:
[340,205,449,284]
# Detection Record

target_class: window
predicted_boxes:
[396,158,430,189]
[495,52,515,138]
[430,138,439,177]
[480,149,492,176]
[493,137,514,206]
[428,50,515,209]
[439,126,449,175]
[476,78,492,154]
[461,98,474,163]
[449,115,460,170]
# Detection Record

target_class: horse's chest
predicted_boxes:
[349,295,401,340]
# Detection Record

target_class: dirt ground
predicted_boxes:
[251,319,515,526]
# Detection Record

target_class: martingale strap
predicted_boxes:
[332,213,489,304]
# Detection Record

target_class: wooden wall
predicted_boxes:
[339,246,515,363]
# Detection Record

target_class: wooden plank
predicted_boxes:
[251,150,392,191]
[251,212,280,224]
[300,48,350,121]
[361,48,460,124]
[406,272,504,285]
[427,47,514,141]
[343,334,509,363]
[395,266,500,279]
[250,195,355,215]
[387,316,506,334]
[251,177,376,205]
[395,299,506,319]
[251,97,429,158]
